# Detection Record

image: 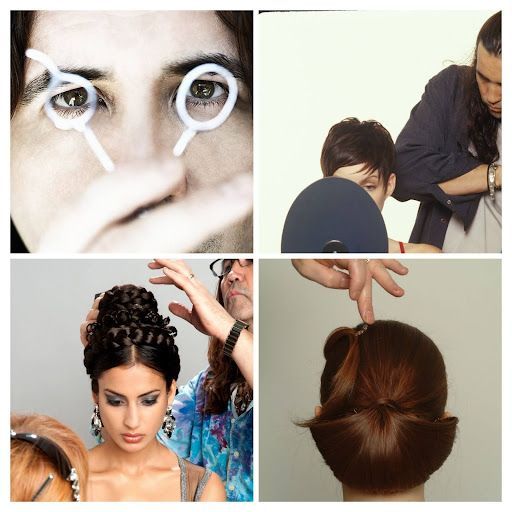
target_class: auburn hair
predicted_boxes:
[10,414,88,502]
[300,320,458,495]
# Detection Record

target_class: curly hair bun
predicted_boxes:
[83,285,180,387]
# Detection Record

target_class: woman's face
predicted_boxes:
[11,11,252,250]
[94,363,175,453]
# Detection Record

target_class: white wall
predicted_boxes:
[258,11,495,252]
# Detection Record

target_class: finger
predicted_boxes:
[85,308,99,321]
[293,260,351,289]
[153,259,192,277]
[38,158,185,252]
[346,260,367,300]
[149,275,174,285]
[87,172,252,252]
[80,321,92,347]
[369,261,405,297]
[168,302,193,325]
[356,274,375,325]
[162,268,201,297]
[380,259,409,275]
[148,261,164,269]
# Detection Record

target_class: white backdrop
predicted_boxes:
[257,10,495,252]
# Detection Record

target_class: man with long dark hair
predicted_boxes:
[149,259,253,502]
[393,12,502,252]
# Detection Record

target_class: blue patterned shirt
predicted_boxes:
[158,369,253,501]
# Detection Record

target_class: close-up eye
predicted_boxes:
[363,184,377,192]
[141,397,158,406]
[49,86,106,119]
[106,397,123,407]
[186,79,227,106]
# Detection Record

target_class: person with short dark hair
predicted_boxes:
[320,117,440,253]
[394,12,501,252]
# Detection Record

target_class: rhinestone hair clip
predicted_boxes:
[11,430,81,501]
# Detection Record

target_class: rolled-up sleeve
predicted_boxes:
[394,65,482,226]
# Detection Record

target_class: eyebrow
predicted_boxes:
[21,52,245,106]
[476,69,501,86]
[21,67,111,105]
[104,389,161,399]
[162,53,244,80]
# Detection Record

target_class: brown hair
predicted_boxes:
[300,320,458,495]
[10,414,88,501]
[320,117,396,183]
[204,281,250,414]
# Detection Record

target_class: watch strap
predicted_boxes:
[223,320,249,358]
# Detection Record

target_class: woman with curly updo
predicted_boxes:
[82,284,225,501]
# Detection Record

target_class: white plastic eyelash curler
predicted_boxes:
[25,49,115,172]
[26,50,238,166]
[173,63,238,157]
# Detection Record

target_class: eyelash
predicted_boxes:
[49,87,107,119]
[106,397,159,407]
[49,78,230,120]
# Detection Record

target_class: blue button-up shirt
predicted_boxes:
[158,369,253,502]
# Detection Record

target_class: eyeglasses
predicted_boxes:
[10,430,80,502]
[209,259,253,278]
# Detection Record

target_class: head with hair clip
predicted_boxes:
[300,319,458,500]
[11,413,88,502]
[83,284,180,452]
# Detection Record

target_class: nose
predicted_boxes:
[486,83,501,105]
[111,90,170,164]
[123,403,141,431]
[225,261,245,283]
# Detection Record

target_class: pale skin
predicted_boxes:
[148,259,254,388]
[11,11,253,252]
[291,259,408,324]
[87,364,225,501]
[438,43,502,196]
[332,165,441,253]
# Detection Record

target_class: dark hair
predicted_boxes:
[84,285,180,394]
[300,320,458,495]
[10,11,252,118]
[465,11,501,163]
[320,117,396,184]
[204,281,251,414]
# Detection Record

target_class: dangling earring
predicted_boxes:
[90,404,103,439]
[162,406,176,439]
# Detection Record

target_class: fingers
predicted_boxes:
[80,320,93,347]
[38,158,185,252]
[168,302,193,324]
[87,172,253,252]
[356,273,375,325]
[380,259,409,275]
[291,259,351,289]
[368,260,406,297]
[345,260,367,300]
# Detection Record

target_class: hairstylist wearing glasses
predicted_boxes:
[148,259,253,502]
